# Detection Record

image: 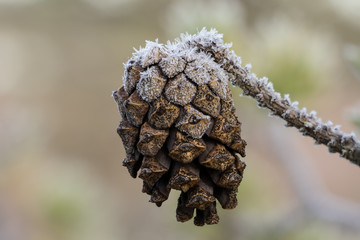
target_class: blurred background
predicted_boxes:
[1,0,360,239]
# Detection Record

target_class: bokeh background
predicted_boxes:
[1,0,360,239]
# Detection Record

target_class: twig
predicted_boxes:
[184,28,360,166]
[231,68,360,167]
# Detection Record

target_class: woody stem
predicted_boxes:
[230,69,360,167]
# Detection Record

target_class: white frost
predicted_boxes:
[245,63,252,70]
[309,110,317,118]
[325,120,333,127]
[137,66,167,102]
[299,107,307,117]
[283,94,291,104]
[266,82,274,92]
[259,77,269,87]
[291,101,299,108]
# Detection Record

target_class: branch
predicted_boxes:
[231,66,360,167]
[185,29,360,166]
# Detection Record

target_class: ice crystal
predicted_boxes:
[137,66,167,102]
[164,73,197,106]
[244,63,252,71]
[258,77,269,87]
[134,40,166,68]
[309,110,317,118]
[159,54,186,78]
[325,120,334,127]
[184,54,213,85]
[299,107,307,117]
[283,94,291,104]
[333,125,341,131]
[291,101,299,108]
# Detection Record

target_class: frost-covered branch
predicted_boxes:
[232,67,360,166]
[182,28,360,167]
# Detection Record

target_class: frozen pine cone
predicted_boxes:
[112,29,247,226]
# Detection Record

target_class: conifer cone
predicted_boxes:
[113,29,247,225]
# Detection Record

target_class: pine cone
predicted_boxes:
[113,29,247,225]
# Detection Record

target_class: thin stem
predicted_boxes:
[230,65,360,167]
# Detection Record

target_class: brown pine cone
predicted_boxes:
[113,29,246,226]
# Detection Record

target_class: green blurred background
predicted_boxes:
[1,0,360,239]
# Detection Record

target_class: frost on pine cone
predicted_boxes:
[113,29,246,226]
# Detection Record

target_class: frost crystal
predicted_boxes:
[299,107,307,117]
[159,54,186,78]
[244,63,252,70]
[271,92,281,103]
[341,132,357,148]
[137,66,167,102]
[266,82,274,92]
[308,110,317,119]
[179,28,226,53]
[325,120,333,127]
[135,40,166,68]
[228,50,242,66]
[209,62,229,84]
[333,125,341,131]
[259,77,269,87]
[291,101,299,108]
[283,94,291,104]
[164,73,197,106]
[185,56,212,85]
